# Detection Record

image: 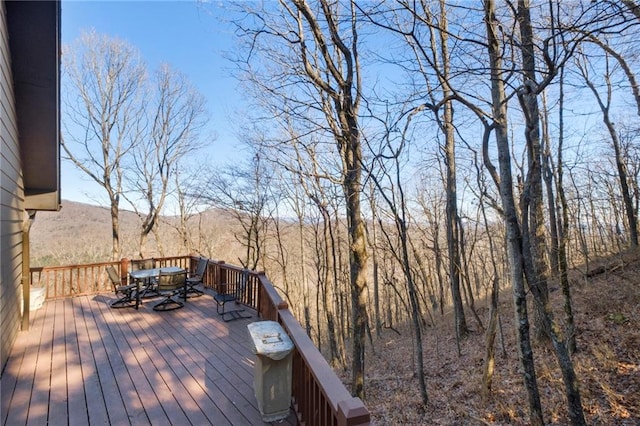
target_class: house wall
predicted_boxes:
[0,2,24,372]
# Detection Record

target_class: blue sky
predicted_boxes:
[61,1,244,204]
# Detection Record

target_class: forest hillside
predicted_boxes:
[352,247,640,425]
[30,200,639,425]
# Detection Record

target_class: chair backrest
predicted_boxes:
[194,257,208,277]
[106,265,122,290]
[234,269,250,298]
[131,259,154,271]
[157,270,187,292]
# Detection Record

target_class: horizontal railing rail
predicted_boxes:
[29,256,192,299]
[30,255,371,426]
[30,262,113,299]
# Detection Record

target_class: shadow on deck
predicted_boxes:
[1,289,297,425]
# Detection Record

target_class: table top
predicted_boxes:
[129,266,185,280]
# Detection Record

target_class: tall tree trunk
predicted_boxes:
[517,3,586,423]
[458,217,484,331]
[435,0,468,340]
[345,167,369,398]
[541,92,560,276]
[517,0,551,343]
[556,68,577,354]
[368,183,383,337]
[485,2,544,423]
[290,0,369,398]
[477,165,502,398]
[426,217,446,316]
[370,173,429,405]
[109,196,120,260]
[400,229,429,405]
[321,205,341,367]
[581,57,639,246]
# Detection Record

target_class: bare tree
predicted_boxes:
[201,150,274,271]
[365,110,430,405]
[297,147,348,368]
[555,67,577,354]
[359,0,469,340]
[170,165,203,254]
[516,0,552,343]
[484,2,593,423]
[583,33,640,117]
[406,0,469,340]
[233,0,370,398]
[576,47,639,247]
[484,2,543,423]
[62,30,145,260]
[126,63,207,257]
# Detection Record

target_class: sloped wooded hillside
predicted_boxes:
[343,249,640,425]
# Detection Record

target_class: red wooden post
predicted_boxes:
[120,258,130,285]
[337,398,371,426]
[218,261,226,293]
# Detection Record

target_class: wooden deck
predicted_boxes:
[1,290,297,425]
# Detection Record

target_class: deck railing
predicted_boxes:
[29,255,371,426]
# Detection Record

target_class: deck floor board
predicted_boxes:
[66,297,89,426]
[26,299,55,426]
[75,296,110,425]
[1,290,296,426]
[1,295,48,426]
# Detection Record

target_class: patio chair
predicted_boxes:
[106,265,138,309]
[182,257,208,299]
[153,269,187,311]
[214,269,251,322]
[130,258,155,271]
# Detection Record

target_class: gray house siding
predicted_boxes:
[0,2,24,371]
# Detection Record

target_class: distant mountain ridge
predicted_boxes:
[29,200,235,266]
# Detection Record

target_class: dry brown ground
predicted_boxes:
[342,249,640,425]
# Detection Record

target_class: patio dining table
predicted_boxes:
[129,266,187,303]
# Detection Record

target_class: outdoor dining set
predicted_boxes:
[106,257,208,312]
[105,257,251,321]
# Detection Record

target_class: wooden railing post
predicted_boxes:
[205,258,214,287]
[337,398,371,426]
[120,258,130,285]
[255,271,264,311]
[189,255,197,274]
[217,261,226,292]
